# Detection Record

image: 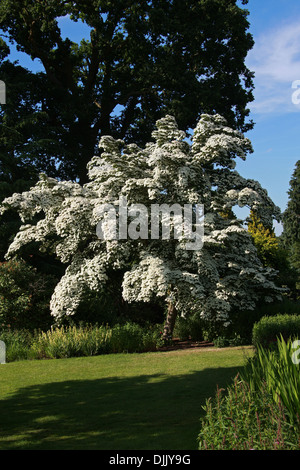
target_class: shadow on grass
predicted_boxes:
[0,366,241,450]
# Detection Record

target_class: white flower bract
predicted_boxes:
[1,114,284,324]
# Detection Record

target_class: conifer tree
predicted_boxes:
[283,160,300,290]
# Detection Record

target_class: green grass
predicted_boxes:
[0,346,253,450]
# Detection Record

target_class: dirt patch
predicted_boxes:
[158,339,214,352]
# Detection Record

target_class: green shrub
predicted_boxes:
[252,314,300,349]
[198,375,300,450]
[109,323,144,353]
[0,322,164,362]
[215,300,300,346]
[31,324,113,359]
[30,322,162,360]
[140,323,163,351]
[213,333,245,348]
[0,258,56,331]
[173,315,204,341]
[99,322,162,354]
[0,329,35,361]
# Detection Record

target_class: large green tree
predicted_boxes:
[282,160,300,283]
[0,39,46,257]
[0,0,254,185]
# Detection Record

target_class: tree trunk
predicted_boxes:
[162,301,178,341]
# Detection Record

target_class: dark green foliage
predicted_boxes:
[0,258,56,331]
[172,314,246,346]
[252,313,300,349]
[202,299,300,346]
[0,328,35,362]
[0,0,254,185]
[0,58,44,258]
[108,322,163,354]
[0,0,256,301]
[173,314,204,341]
[283,160,300,246]
[73,271,165,328]
[282,160,300,293]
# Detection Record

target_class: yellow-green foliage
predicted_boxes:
[30,323,162,359]
[31,325,112,359]
[248,210,280,268]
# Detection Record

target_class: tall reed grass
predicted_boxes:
[198,375,300,450]
[241,335,300,427]
[198,336,300,450]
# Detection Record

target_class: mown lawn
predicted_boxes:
[0,346,253,450]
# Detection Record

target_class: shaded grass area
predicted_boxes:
[0,347,252,450]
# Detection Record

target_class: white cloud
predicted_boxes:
[246,20,300,114]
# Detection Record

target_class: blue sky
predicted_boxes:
[236,0,300,233]
[3,0,300,234]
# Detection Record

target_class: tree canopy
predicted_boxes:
[0,0,254,184]
[1,114,283,338]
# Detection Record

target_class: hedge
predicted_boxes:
[252,314,300,349]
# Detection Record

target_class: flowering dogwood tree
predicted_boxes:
[1,114,283,339]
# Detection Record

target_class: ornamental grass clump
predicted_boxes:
[31,324,112,359]
[30,322,162,359]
